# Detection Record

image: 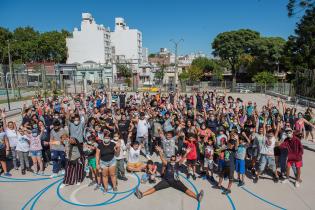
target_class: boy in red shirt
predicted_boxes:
[184,134,198,180]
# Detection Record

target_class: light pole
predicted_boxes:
[170,38,184,89]
[7,41,15,98]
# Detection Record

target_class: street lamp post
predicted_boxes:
[170,38,184,89]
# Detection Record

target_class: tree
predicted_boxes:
[212,29,260,80]
[287,0,315,16]
[187,65,203,82]
[249,37,286,74]
[117,64,132,78]
[252,71,277,85]
[154,64,165,84]
[0,27,13,64]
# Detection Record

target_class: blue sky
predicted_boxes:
[0,0,299,55]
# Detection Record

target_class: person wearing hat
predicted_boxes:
[280,127,304,187]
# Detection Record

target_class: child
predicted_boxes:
[214,139,237,195]
[83,133,100,189]
[141,160,157,184]
[113,132,128,181]
[204,139,215,182]
[184,134,197,180]
[235,133,250,186]
[16,127,32,175]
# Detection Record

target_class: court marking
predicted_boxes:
[240,186,286,210]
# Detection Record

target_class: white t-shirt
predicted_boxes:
[115,139,126,160]
[136,119,150,137]
[128,147,141,163]
[16,134,30,152]
[260,136,276,156]
[5,128,18,147]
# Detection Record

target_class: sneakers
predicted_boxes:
[222,189,231,195]
[3,172,12,177]
[253,176,259,184]
[187,173,191,179]
[26,168,34,173]
[21,170,26,175]
[50,173,58,178]
[238,181,245,187]
[208,176,215,183]
[295,181,301,188]
[273,177,279,183]
[118,176,128,181]
[94,184,100,191]
[88,181,96,187]
[113,187,118,192]
[134,188,143,199]
[192,174,196,180]
[61,170,65,175]
[76,182,81,186]
[59,184,66,189]
[197,190,204,202]
[39,171,45,175]
[281,178,289,184]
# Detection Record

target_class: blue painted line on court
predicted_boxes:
[179,174,201,210]
[0,175,63,182]
[241,186,286,210]
[21,178,63,210]
[225,193,236,210]
[56,173,140,207]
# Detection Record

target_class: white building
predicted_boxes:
[66,13,112,64]
[111,17,143,65]
[142,48,148,64]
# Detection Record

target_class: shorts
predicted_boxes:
[258,154,276,172]
[274,146,281,156]
[0,149,6,161]
[30,150,42,157]
[204,158,214,170]
[218,159,225,171]
[100,158,116,168]
[219,166,234,181]
[88,157,97,170]
[235,159,245,174]
[186,159,196,165]
[287,160,303,168]
[305,124,313,132]
[127,162,144,168]
[154,179,188,193]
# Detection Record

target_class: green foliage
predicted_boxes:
[252,71,277,85]
[154,69,164,81]
[287,0,315,17]
[186,65,203,82]
[0,26,69,64]
[212,29,260,76]
[179,70,189,82]
[117,64,132,78]
[148,53,156,58]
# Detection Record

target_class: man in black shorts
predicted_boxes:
[134,146,204,202]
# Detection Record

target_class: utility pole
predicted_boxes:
[7,42,15,98]
[170,39,184,89]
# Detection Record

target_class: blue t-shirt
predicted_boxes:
[235,144,247,160]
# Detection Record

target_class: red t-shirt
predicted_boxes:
[185,141,197,160]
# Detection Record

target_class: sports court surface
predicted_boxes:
[1,93,314,210]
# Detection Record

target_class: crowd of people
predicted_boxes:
[0,89,314,199]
